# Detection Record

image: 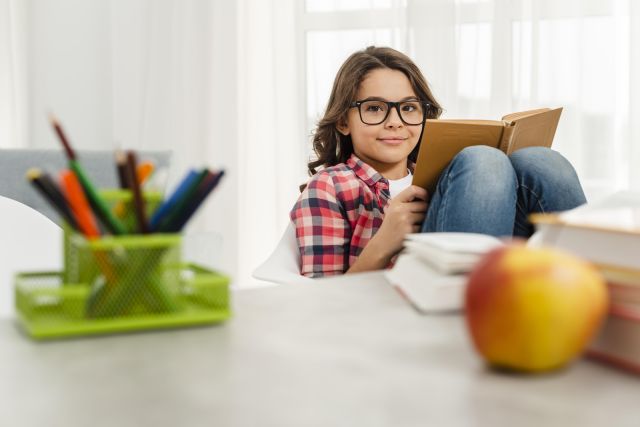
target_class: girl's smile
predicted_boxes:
[377,136,408,145]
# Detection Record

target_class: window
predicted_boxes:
[298,1,635,197]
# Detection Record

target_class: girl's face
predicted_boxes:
[338,68,422,180]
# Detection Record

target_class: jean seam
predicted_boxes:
[437,167,455,231]
[517,183,546,213]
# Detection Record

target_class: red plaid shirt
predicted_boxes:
[290,154,393,278]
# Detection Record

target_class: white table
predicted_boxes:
[0,272,638,427]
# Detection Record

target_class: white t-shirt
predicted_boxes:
[388,171,413,199]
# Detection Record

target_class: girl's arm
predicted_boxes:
[346,185,428,274]
[290,172,351,277]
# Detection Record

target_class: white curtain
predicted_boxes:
[0,0,27,149]
[304,0,640,200]
[406,0,640,199]
[236,0,304,286]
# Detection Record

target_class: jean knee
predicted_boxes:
[510,147,579,185]
[446,146,516,194]
[510,146,568,169]
[453,146,514,180]
[509,147,586,206]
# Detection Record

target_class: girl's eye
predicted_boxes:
[365,104,385,113]
[401,103,420,112]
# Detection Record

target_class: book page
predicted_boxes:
[384,253,466,313]
[412,120,505,194]
[501,108,551,123]
[434,119,505,126]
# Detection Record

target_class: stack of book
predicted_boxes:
[530,191,640,374]
[384,232,504,313]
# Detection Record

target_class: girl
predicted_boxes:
[291,46,586,278]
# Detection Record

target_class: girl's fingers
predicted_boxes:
[396,185,428,202]
[407,201,428,213]
[411,212,426,225]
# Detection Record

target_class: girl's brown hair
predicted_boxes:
[307,46,443,177]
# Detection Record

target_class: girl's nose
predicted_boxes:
[385,106,403,128]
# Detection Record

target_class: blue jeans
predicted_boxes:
[421,146,587,237]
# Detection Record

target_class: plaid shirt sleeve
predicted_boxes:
[290,172,350,278]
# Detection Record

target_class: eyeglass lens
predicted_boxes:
[359,101,424,125]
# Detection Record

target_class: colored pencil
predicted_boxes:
[125,150,149,234]
[155,168,209,233]
[165,170,225,232]
[49,115,126,235]
[60,170,101,238]
[50,115,76,161]
[149,169,199,230]
[115,150,129,189]
[26,168,78,229]
[136,161,155,185]
[60,169,117,284]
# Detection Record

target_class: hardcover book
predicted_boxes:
[412,107,563,194]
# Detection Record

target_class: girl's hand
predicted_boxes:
[346,185,428,274]
[375,185,429,258]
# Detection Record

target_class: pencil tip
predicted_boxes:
[26,168,42,180]
[115,150,126,163]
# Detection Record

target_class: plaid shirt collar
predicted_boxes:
[345,154,416,195]
[345,154,387,191]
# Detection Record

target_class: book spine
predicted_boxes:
[498,124,516,154]
[587,350,640,375]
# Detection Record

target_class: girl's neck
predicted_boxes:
[360,156,409,180]
[383,165,410,180]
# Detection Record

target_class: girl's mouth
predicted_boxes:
[378,137,406,145]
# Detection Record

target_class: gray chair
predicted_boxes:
[0,148,172,225]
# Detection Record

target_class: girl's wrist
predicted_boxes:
[363,234,395,265]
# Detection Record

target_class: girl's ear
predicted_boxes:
[336,118,350,136]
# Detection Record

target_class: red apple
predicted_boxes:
[465,244,608,372]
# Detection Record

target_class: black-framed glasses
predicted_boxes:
[349,100,430,125]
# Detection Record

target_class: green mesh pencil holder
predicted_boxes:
[66,232,184,318]
[14,191,231,340]
[63,189,163,277]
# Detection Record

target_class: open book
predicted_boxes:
[412,107,563,194]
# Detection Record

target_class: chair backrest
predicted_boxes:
[0,148,172,225]
[252,222,313,286]
[0,196,62,317]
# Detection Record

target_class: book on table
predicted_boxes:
[412,107,563,194]
[384,233,504,314]
[528,190,640,272]
[528,191,640,375]
[588,304,640,375]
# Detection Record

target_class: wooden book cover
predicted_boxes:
[412,107,562,194]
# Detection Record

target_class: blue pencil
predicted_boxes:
[149,169,199,231]
[168,170,225,232]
